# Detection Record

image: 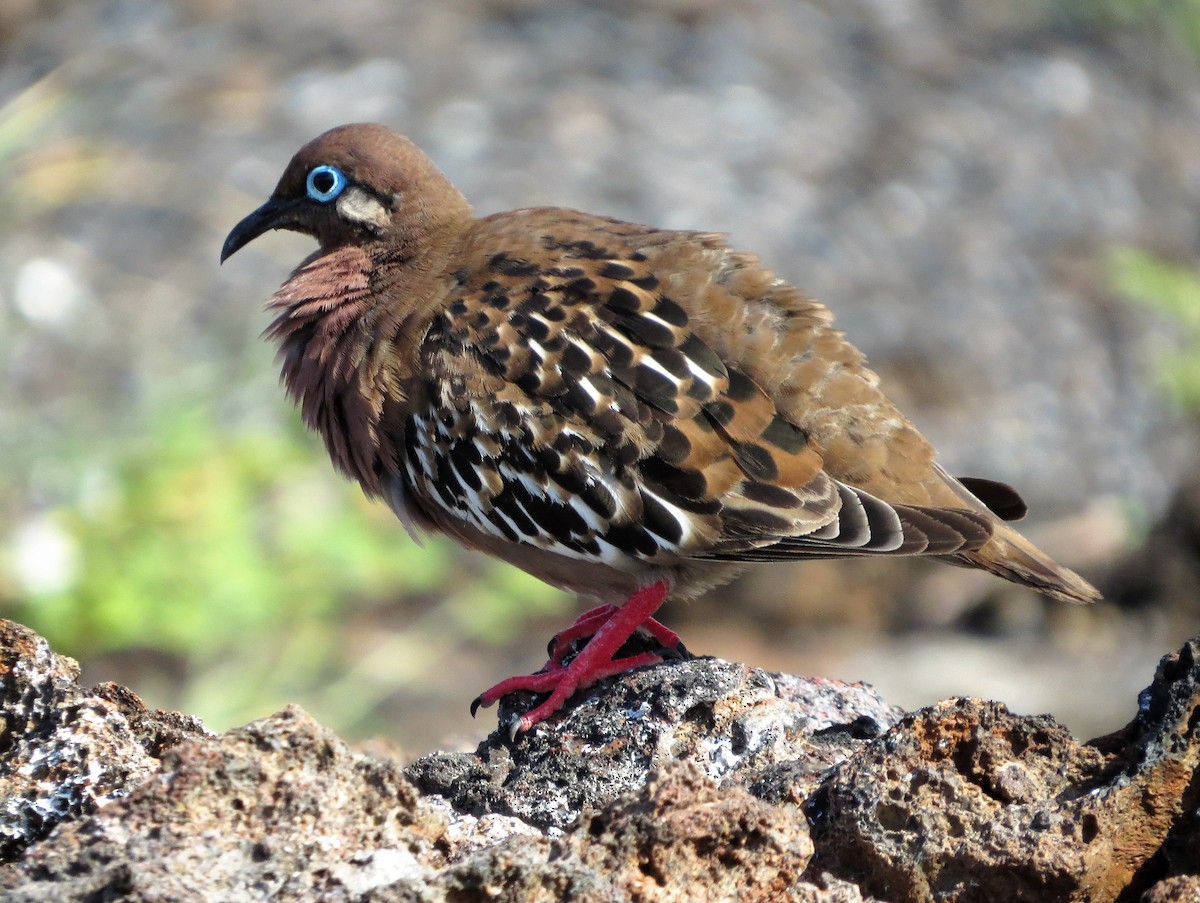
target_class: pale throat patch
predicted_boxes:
[336,187,391,232]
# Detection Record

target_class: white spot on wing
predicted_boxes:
[637,353,684,386]
[637,311,675,334]
[577,376,605,406]
[641,486,698,550]
[684,356,722,391]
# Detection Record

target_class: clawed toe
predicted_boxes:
[472,581,675,734]
[477,649,666,733]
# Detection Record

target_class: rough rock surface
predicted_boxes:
[0,621,208,860]
[409,658,900,832]
[2,616,1200,901]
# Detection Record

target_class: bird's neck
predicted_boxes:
[264,241,455,494]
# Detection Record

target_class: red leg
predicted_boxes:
[630,613,681,651]
[472,579,675,734]
[547,605,616,662]
[548,603,682,665]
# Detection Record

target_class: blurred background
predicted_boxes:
[2,0,1199,755]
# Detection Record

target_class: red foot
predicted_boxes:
[472,580,676,735]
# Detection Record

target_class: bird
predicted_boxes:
[222,123,1101,735]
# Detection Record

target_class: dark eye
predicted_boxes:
[306,165,347,203]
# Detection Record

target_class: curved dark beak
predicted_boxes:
[220,197,305,263]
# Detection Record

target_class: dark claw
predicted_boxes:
[507,714,526,742]
[470,695,483,718]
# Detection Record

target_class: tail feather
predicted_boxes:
[956,476,1028,522]
[952,525,1102,604]
[922,463,1101,603]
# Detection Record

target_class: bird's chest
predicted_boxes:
[281,336,384,491]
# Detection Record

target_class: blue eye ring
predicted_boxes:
[306,165,347,203]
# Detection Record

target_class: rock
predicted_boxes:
[807,701,1109,900]
[2,705,449,902]
[568,760,817,903]
[2,617,1199,901]
[806,639,1200,901]
[408,658,900,831]
[1141,876,1200,903]
[0,620,207,860]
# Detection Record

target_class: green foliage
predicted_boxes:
[1110,247,1200,412]
[1049,0,1200,59]
[5,406,565,732]
[19,409,431,655]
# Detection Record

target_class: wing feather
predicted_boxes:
[401,216,994,570]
